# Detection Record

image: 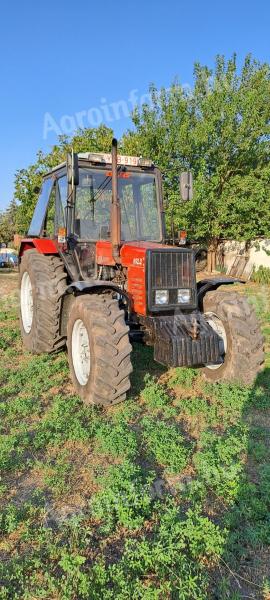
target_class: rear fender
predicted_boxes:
[197,277,244,311]
[19,238,58,259]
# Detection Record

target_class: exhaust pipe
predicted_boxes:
[111,138,121,262]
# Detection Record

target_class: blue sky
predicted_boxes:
[1,0,270,210]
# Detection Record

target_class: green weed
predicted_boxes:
[194,425,248,502]
[42,450,76,497]
[141,375,171,408]
[252,265,270,284]
[94,420,138,459]
[33,395,100,448]
[169,366,198,388]
[90,460,155,532]
[141,416,191,474]
[0,284,269,599]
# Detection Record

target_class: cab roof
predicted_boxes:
[44,152,154,178]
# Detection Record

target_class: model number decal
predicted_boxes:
[133,257,143,266]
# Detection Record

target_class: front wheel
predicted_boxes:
[67,294,133,406]
[202,291,264,385]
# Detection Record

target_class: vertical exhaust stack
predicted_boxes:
[111,138,121,262]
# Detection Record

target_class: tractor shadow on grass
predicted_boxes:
[216,366,270,599]
[129,341,167,397]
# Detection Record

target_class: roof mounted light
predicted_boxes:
[138,157,154,167]
[79,152,107,164]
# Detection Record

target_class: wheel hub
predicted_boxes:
[20,272,34,334]
[71,319,91,385]
[204,312,227,370]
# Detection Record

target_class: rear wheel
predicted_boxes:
[67,294,133,406]
[195,247,208,272]
[203,290,264,385]
[19,249,67,353]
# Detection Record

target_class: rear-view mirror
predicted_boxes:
[67,152,79,187]
[180,171,193,202]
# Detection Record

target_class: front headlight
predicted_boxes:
[177,289,191,303]
[155,290,169,305]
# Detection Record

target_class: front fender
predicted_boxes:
[197,277,244,311]
[66,280,132,312]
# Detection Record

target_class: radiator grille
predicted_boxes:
[148,249,196,311]
[151,250,193,289]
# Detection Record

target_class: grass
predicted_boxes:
[0,277,269,599]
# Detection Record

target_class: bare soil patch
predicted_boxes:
[0,271,18,298]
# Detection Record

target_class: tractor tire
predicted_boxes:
[202,290,264,385]
[195,248,208,272]
[67,294,133,407]
[19,249,67,353]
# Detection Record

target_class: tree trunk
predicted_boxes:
[207,240,218,273]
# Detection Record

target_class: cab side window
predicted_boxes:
[43,179,66,238]
[56,177,66,231]
[43,185,56,237]
[58,175,67,210]
[28,178,54,237]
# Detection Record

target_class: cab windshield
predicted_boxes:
[74,167,162,242]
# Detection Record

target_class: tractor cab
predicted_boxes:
[27,149,165,282]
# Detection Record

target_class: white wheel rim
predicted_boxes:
[20,271,34,334]
[204,312,227,370]
[71,319,91,386]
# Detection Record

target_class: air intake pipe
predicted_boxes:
[111,138,121,263]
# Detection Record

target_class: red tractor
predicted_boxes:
[19,140,264,406]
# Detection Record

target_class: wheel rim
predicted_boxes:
[71,319,91,386]
[20,271,33,334]
[204,312,227,370]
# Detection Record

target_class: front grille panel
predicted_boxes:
[151,250,193,290]
[148,249,197,312]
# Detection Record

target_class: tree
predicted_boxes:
[12,56,270,244]
[14,125,114,235]
[0,199,18,245]
[122,55,270,244]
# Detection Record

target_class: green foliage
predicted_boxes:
[252,265,270,284]
[94,420,138,459]
[42,450,76,497]
[248,426,270,462]
[33,395,100,448]
[140,375,177,419]
[169,367,198,388]
[0,500,225,600]
[13,124,114,234]
[0,199,18,245]
[0,352,69,400]
[141,416,190,474]
[0,320,19,350]
[141,375,171,408]
[97,502,225,599]
[123,54,270,242]
[172,381,251,434]
[7,54,270,245]
[0,285,269,599]
[194,425,248,501]
[0,429,32,471]
[0,503,35,535]
[90,460,154,532]
[224,465,270,555]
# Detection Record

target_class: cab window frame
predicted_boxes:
[73,164,163,243]
[28,176,54,237]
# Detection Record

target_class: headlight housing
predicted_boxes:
[155,290,169,305]
[177,289,191,303]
